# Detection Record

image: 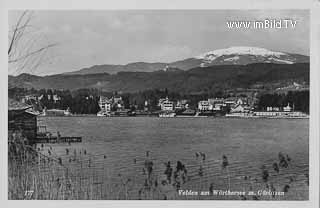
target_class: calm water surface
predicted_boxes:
[37,117,309,199]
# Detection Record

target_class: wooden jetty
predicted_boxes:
[31,136,82,144]
[30,125,82,144]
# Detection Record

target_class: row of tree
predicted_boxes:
[8,87,310,114]
[257,91,309,113]
[9,88,100,114]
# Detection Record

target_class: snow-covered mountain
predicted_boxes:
[64,46,309,75]
[193,46,309,67]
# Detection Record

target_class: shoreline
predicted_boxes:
[38,114,309,119]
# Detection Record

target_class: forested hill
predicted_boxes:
[9,63,309,93]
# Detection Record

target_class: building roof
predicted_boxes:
[99,96,113,103]
[8,98,32,111]
[46,109,65,112]
[225,97,238,101]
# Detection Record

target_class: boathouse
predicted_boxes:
[8,99,37,142]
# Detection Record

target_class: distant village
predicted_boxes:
[96,95,306,118]
[15,89,308,118]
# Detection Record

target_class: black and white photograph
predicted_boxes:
[7,9,311,201]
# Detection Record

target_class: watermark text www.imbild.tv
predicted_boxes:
[227,19,297,29]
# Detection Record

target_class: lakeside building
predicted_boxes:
[99,96,125,112]
[263,103,293,113]
[225,97,249,107]
[20,95,38,103]
[198,100,212,111]
[266,107,280,111]
[160,97,174,111]
[8,99,37,142]
[224,97,238,108]
[198,97,248,112]
[253,110,306,117]
[254,103,295,117]
[226,98,252,117]
[21,94,62,104]
[99,96,112,112]
[227,104,252,117]
[144,100,149,111]
[227,103,307,118]
[208,98,226,111]
[53,94,61,103]
[283,103,293,112]
[42,108,71,116]
[158,96,176,117]
[97,95,125,116]
[230,104,251,114]
[175,99,189,110]
[158,98,167,107]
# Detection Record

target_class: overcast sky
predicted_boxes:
[9,10,309,75]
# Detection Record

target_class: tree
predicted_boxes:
[8,10,57,75]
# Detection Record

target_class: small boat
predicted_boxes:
[194,112,208,117]
[97,111,111,117]
[176,109,196,116]
[159,111,176,117]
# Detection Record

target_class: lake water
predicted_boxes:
[37,116,309,200]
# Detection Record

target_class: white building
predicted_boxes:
[230,104,251,113]
[224,97,238,107]
[21,95,37,103]
[158,98,167,107]
[283,103,292,112]
[99,96,112,112]
[254,103,298,117]
[175,99,189,110]
[236,98,246,105]
[198,100,212,111]
[53,94,61,103]
[160,97,174,111]
[208,98,225,111]
[267,107,280,112]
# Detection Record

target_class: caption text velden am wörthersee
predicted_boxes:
[178,189,285,197]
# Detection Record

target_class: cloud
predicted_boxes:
[8,10,309,75]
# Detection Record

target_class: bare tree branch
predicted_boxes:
[8,10,56,74]
[8,10,28,55]
[8,43,57,63]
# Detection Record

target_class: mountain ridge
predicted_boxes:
[62,46,309,76]
[9,63,309,93]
